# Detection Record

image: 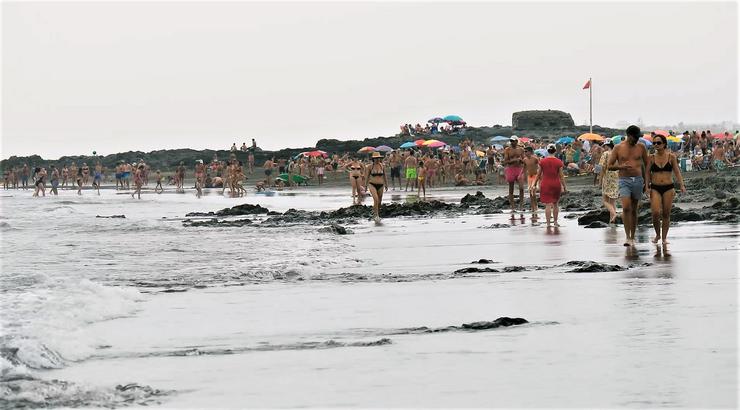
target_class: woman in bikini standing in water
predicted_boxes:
[347,157,365,205]
[365,152,388,223]
[647,134,686,244]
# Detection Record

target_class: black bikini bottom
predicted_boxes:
[369,182,384,191]
[651,184,675,195]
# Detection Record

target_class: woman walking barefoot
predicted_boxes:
[347,158,364,205]
[534,144,567,227]
[365,152,388,223]
[599,140,619,223]
[647,135,686,244]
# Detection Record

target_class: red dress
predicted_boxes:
[539,157,564,204]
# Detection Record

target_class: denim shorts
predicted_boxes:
[618,176,644,200]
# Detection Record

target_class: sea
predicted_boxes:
[1,185,737,408]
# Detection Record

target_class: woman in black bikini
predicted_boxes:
[647,134,686,244]
[365,152,388,223]
[347,158,365,205]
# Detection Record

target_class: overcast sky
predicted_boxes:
[2,1,738,158]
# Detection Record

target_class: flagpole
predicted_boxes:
[589,77,593,134]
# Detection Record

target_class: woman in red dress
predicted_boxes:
[534,144,567,226]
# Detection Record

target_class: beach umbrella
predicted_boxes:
[450,145,462,153]
[399,141,416,149]
[475,150,486,157]
[306,150,328,158]
[414,139,426,146]
[374,145,393,152]
[357,146,375,153]
[423,140,446,148]
[490,136,509,142]
[642,133,653,141]
[535,148,548,157]
[493,144,504,150]
[667,136,683,143]
[712,133,731,139]
[653,130,670,137]
[443,115,463,122]
[428,117,444,123]
[578,133,605,142]
[519,137,531,143]
[612,135,623,144]
[556,136,575,144]
[638,138,653,147]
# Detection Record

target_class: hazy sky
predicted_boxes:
[2,1,738,158]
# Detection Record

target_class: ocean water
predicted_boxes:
[1,186,737,408]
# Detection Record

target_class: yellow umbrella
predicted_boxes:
[476,150,486,157]
[667,136,683,143]
[578,133,605,141]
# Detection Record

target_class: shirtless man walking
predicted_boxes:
[389,151,402,190]
[263,158,274,187]
[607,125,649,247]
[403,152,417,191]
[504,136,526,219]
[523,146,540,220]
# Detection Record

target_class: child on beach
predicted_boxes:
[417,160,426,200]
[155,170,164,194]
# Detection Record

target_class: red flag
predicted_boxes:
[583,79,591,89]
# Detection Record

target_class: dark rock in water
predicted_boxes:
[585,221,609,228]
[320,223,352,235]
[564,213,580,219]
[378,200,456,218]
[714,190,727,199]
[186,203,270,217]
[461,317,529,329]
[711,213,739,222]
[479,223,511,229]
[183,218,253,227]
[217,203,270,216]
[96,215,126,219]
[471,259,496,264]
[454,267,499,274]
[461,191,488,205]
[267,211,281,216]
[502,266,527,272]
[562,260,626,273]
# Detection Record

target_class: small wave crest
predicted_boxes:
[1,280,144,371]
[0,371,170,409]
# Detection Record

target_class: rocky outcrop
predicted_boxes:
[512,110,575,130]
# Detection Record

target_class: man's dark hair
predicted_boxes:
[525,146,533,152]
[626,125,641,138]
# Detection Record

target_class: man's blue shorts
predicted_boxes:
[619,176,644,200]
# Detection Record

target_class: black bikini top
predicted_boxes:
[650,156,673,173]
[370,165,384,177]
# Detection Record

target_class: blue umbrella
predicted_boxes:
[556,136,575,144]
[612,135,623,144]
[374,145,393,152]
[399,141,416,149]
[493,144,504,150]
[535,148,548,157]
[443,115,463,122]
[638,138,653,147]
[428,117,444,123]
[490,136,509,142]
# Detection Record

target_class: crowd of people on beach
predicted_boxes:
[4,126,738,244]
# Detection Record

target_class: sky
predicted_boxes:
[2,1,738,159]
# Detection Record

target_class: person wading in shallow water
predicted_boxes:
[523,146,540,220]
[607,125,649,247]
[646,134,686,245]
[365,152,388,224]
[504,136,525,219]
[533,144,566,227]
